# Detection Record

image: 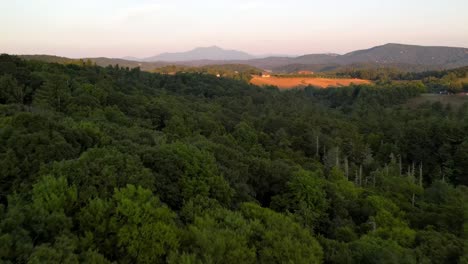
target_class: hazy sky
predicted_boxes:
[1,0,467,58]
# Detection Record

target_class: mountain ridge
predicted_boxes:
[17,43,468,72]
[141,46,256,62]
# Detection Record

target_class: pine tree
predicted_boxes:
[33,74,71,112]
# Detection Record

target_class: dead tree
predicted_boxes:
[344,157,349,180]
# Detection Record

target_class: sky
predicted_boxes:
[1,0,468,58]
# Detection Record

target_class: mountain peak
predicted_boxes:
[382,43,405,46]
[194,46,222,50]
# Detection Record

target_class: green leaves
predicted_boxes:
[349,235,416,264]
[144,142,233,209]
[0,74,26,104]
[240,203,323,264]
[453,140,468,185]
[184,208,256,264]
[271,169,328,229]
[44,147,154,201]
[365,195,416,247]
[28,235,79,264]
[33,74,71,112]
[175,203,323,264]
[414,230,464,264]
[112,185,179,263]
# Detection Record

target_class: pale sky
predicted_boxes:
[1,0,467,58]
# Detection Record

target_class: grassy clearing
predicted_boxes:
[407,93,468,108]
[250,76,371,89]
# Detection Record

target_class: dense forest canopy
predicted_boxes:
[0,54,467,263]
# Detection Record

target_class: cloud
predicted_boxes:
[112,2,167,23]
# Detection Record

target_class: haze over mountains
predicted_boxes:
[124,46,257,62]
[19,43,468,73]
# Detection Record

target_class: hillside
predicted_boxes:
[17,55,263,77]
[19,55,169,71]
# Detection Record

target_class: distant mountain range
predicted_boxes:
[17,43,468,73]
[238,43,468,71]
[127,46,256,62]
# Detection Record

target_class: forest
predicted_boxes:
[0,54,467,263]
[331,66,468,93]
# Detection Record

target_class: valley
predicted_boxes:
[1,0,468,262]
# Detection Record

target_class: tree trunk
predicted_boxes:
[336,147,340,168]
[359,165,363,186]
[345,157,349,180]
[399,155,402,176]
[419,162,423,187]
[316,135,319,157]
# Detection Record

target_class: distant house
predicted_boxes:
[216,74,221,78]
[298,70,314,75]
[439,90,452,95]
[261,72,271,78]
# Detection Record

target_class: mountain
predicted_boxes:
[149,43,467,71]
[338,43,468,67]
[122,56,142,61]
[142,46,255,62]
[17,43,468,73]
[250,44,468,71]
[241,54,340,70]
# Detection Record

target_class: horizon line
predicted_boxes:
[3,42,468,60]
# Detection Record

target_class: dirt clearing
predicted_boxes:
[250,76,371,89]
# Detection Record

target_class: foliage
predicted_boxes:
[0,54,466,263]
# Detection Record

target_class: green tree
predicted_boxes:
[28,235,79,264]
[44,148,154,201]
[33,74,71,112]
[112,185,179,264]
[350,235,416,264]
[180,207,256,264]
[365,195,416,247]
[271,169,329,229]
[414,230,464,264]
[0,74,26,104]
[141,142,233,209]
[453,140,468,185]
[241,203,323,264]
